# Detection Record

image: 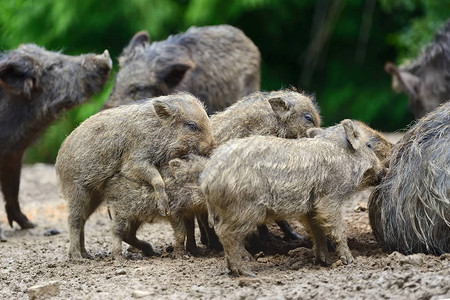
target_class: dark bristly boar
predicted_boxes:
[105,154,208,258]
[102,25,261,114]
[0,44,111,237]
[369,102,450,255]
[385,20,450,118]
[200,120,385,277]
[55,93,215,259]
[199,89,321,248]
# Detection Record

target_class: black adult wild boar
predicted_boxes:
[369,102,450,255]
[103,25,261,114]
[55,93,215,259]
[0,44,111,239]
[201,120,385,276]
[385,20,450,118]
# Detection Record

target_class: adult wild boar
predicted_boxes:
[201,120,385,276]
[0,44,111,240]
[369,102,450,255]
[103,25,261,114]
[55,93,215,259]
[385,20,450,118]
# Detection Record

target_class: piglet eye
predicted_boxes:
[303,113,313,123]
[367,143,373,149]
[185,121,200,132]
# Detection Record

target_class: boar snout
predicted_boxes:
[199,139,217,156]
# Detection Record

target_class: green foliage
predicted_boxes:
[380,0,450,62]
[0,0,445,163]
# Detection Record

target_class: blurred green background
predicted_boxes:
[1,0,448,163]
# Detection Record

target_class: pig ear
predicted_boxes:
[268,97,293,120]
[385,62,421,98]
[127,30,150,51]
[153,99,177,119]
[341,119,362,150]
[119,31,150,66]
[306,127,324,138]
[0,60,36,99]
[158,61,195,89]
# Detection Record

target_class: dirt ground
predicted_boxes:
[1,133,449,299]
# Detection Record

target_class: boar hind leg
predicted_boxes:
[216,219,257,277]
[169,218,188,258]
[1,153,35,229]
[68,190,102,259]
[185,216,202,256]
[315,201,354,265]
[0,228,6,242]
[68,216,88,260]
[276,220,303,240]
[122,220,157,257]
[197,215,208,246]
[197,212,222,251]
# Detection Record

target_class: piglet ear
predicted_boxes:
[341,119,362,150]
[0,60,36,99]
[158,61,195,90]
[153,99,177,119]
[128,31,150,49]
[268,97,293,120]
[306,127,324,138]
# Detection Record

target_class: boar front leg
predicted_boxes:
[300,214,331,265]
[0,153,35,229]
[314,198,354,264]
[121,159,170,216]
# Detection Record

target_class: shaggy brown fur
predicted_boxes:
[103,25,260,114]
[201,120,385,276]
[55,93,215,259]
[0,44,111,239]
[369,102,450,255]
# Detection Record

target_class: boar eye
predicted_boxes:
[47,62,63,71]
[303,113,314,123]
[128,85,152,97]
[185,121,200,132]
[367,143,373,149]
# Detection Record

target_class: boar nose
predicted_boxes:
[96,50,113,69]
[201,139,217,156]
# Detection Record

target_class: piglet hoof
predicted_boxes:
[186,245,203,257]
[340,251,354,265]
[229,266,256,278]
[314,252,332,266]
[142,246,159,257]
[208,240,223,252]
[0,229,6,242]
[284,231,303,241]
[7,210,35,229]
[68,252,85,261]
